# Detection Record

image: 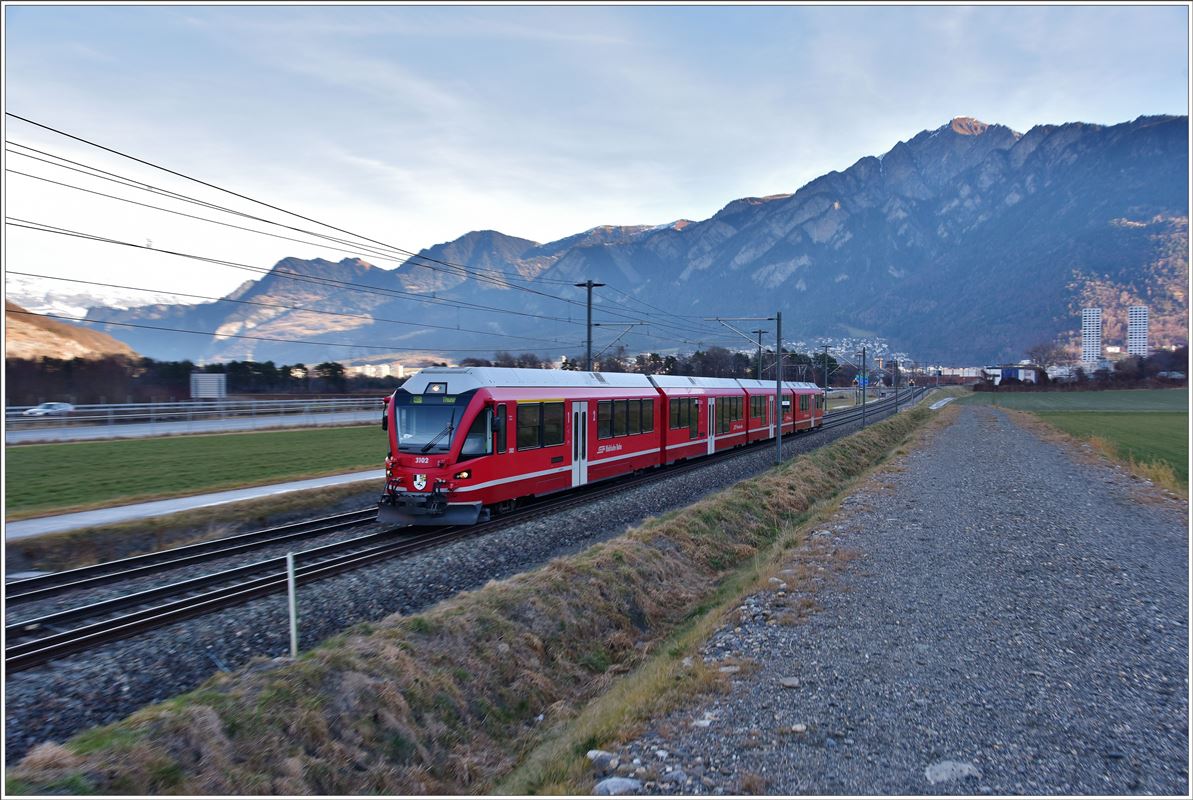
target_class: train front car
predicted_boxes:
[379,369,498,527]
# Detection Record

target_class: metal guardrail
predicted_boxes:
[5,397,384,430]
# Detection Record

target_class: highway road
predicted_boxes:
[5,410,379,445]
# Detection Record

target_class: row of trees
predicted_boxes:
[5,356,397,405]
[462,345,844,383]
[978,347,1188,391]
[1060,348,1189,388]
[10,342,939,406]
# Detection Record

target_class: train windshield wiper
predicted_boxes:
[420,409,457,453]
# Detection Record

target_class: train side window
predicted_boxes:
[613,399,627,437]
[517,403,541,450]
[496,404,507,452]
[542,402,564,446]
[459,410,493,458]
[642,400,654,432]
[598,400,612,439]
[628,398,641,435]
[689,398,699,438]
[800,395,809,412]
[669,398,680,429]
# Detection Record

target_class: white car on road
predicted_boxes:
[21,402,76,417]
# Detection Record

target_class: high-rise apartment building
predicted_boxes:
[1127,305,1149,357]
[1081,307,1103,363]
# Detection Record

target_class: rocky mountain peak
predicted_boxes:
[950,116,989,135]
[7,301,137,360]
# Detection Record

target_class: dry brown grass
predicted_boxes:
[739,770,768,794]
[8,404,940,797]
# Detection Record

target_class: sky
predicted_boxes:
[3,3,1190,309]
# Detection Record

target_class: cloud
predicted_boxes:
[4,3,1187,307]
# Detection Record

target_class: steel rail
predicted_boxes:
[5,528,404,641]
[5,509,379,604]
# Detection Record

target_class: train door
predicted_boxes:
[571,401,588,487]
[707,397,715,455]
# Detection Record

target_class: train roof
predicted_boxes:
[648,375,742,389]
[401,367,654,394]
[737,379,823,391]
[400,367,824,395]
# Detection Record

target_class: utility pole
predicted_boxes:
[861,346,867,427]
[706,313,783,465]
[822,344,830,389]
[775,311,783,465]
[574,280,605,371]
[894,357,899,412]
[752,329,766,380]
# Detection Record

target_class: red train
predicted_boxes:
[379,367,825,526]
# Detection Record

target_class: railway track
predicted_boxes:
[5,389,925,673]
[5,508,379,606]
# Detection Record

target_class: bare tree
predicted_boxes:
[1025,341,1065,368]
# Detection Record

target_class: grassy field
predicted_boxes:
[6,426,384,519]
[961,388,1188,492]
[959,387,1187,411]
[1036,412,1188,484]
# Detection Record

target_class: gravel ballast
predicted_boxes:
[602,406,1188,795]
[5,396,922,759]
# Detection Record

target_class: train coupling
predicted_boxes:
[378,486,490,527]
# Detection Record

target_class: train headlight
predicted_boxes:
[454,469,471,479]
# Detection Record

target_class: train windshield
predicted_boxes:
[396,405,459,453]
[393,390,485,455]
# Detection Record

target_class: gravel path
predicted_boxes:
[5,396,922,759]
[598,406,1188,796]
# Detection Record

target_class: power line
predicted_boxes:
[5,135,737,338]
[4,271,576,347]
[5,114,750,344]
[5,218,591,326]
[6,144,578,293]
[6,166,438,269]
[604,284,726,335]
[5,308,583,355]
[4,118,606,300]
[9,216,745,354]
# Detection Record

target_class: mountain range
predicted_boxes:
[78,114,1188,365]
